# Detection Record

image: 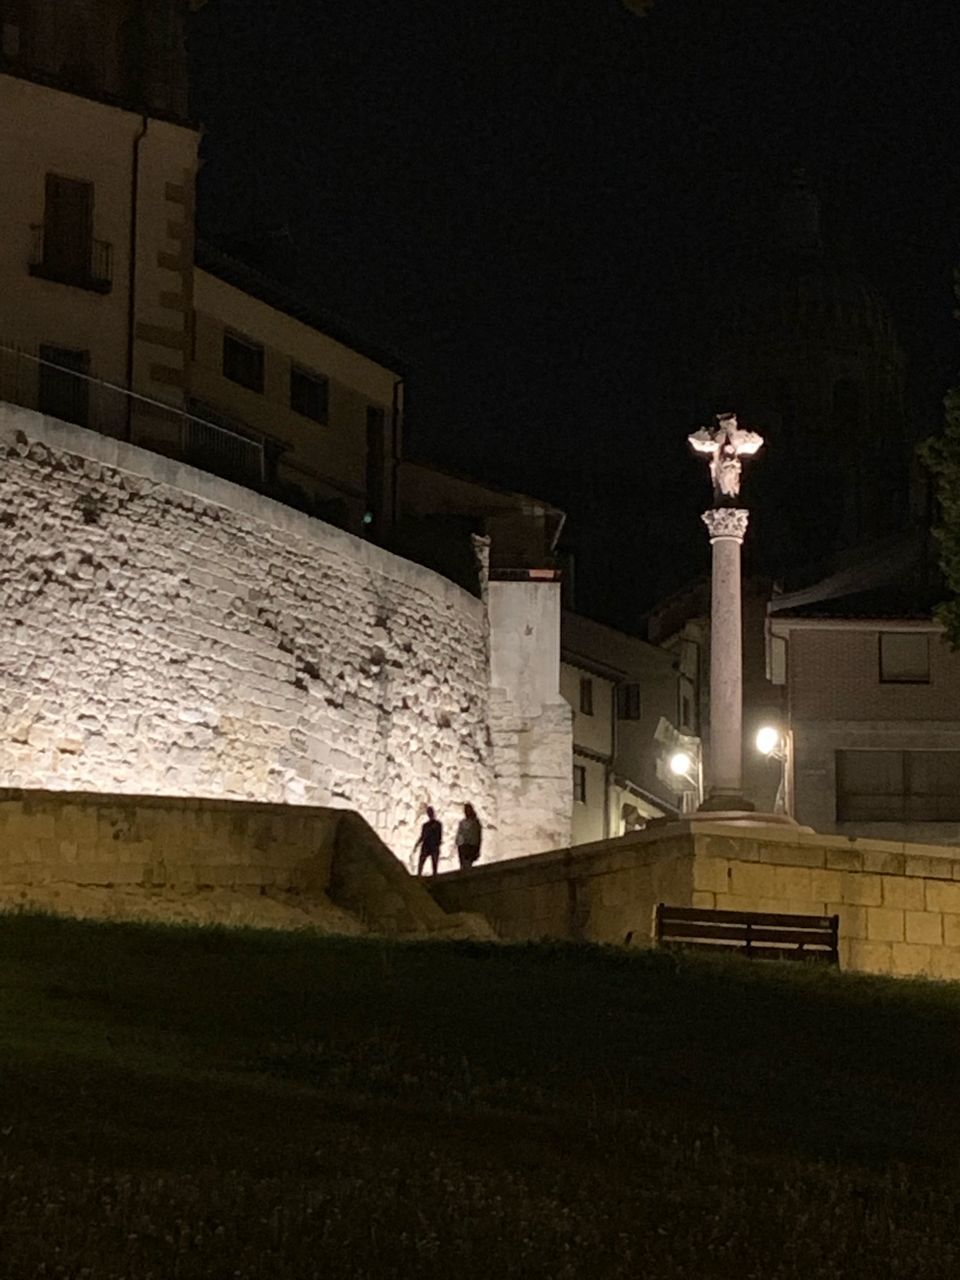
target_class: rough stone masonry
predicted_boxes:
[0,405,572,861]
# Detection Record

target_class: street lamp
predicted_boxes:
[755,725,782,759]
[669,750,694,778]
[668,749,703,814]
[755,725,787,813]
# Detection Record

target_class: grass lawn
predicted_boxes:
[0,913,959,1278]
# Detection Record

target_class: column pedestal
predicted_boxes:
[699,507,754,813]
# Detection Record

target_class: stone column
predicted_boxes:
[700,507,752,810]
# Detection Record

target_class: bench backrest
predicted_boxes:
[655,904,839,964]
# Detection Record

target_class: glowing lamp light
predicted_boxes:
[756,725,781,757]
[669,751,693,777]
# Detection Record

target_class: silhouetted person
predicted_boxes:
[413,806,443,876]
[455,803,482,870]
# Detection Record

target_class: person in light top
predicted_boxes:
[454,803,482,870]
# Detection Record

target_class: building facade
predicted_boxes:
[0,1,405,539]
[767,536,960,845]
[767,612,960,844]
[560,611,695,844]
[0,37,198,421]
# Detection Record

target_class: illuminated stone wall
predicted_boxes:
[0,405,504,857]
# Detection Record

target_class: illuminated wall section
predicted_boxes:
[0,404,498,858]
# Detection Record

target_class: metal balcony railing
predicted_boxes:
[0,344,265,489]
[29,224,113,294]
[0,344,374,531]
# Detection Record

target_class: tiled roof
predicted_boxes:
[769,587,939,621]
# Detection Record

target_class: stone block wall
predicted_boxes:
[689,826,960,979]
[0,406,499,856]
[430,820,960,980]
[0,788,491,937]
[429,830,695,945]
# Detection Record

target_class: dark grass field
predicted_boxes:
[1,913,960,1278]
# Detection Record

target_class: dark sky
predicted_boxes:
[190,0,960,628]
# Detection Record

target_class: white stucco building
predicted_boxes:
[560,611,694,844]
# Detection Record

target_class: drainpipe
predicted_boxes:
[390,376,404,528]
[125,115,149,440]
[607,682,618,838]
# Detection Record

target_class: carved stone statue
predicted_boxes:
[688,413,764,505]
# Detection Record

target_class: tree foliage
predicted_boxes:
[920,271,960,646]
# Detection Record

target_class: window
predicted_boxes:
[616,682,642,721]
[290,366,329,423]
[38,345,90,428]
[836,750,960,823]
[573,764,587,804]
[3,22,21,58]
[578,676,594,716]
[31,175,111,291]
[223,332,264,393]
[879,632,930,684]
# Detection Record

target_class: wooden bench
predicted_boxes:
[654,904,839,965]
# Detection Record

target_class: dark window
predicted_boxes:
[58,11,98,94]
[38,345,89,427]
[223,332,264,393]
[290,366,329,423]
[836,750,960,823]
[35,174,102,286]
[579,676,594,716]
[573,764,587,804]
[3,22,21,58]
[879,632,930,684]
[616,682,642,721]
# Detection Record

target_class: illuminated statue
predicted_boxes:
[688,413,764,505]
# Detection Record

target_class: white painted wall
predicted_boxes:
[487,580,561,715]
[486,579,572,856]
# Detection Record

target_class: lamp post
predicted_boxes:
[668,748,703,814]
[688,413,763,812]
[756,725,789,815]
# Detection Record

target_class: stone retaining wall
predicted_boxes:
[429,820,960,978]
[0,788,490,937]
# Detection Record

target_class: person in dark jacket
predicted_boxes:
[413,806,443,875]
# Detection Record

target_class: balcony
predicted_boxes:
[183,400,267,489]
[29,224,112,294]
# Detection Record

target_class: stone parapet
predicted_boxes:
[0,789,491,938]
[429,819,960,978]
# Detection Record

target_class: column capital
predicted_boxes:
[702,507,749,543]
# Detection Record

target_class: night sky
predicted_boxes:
[190,0,960,629]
